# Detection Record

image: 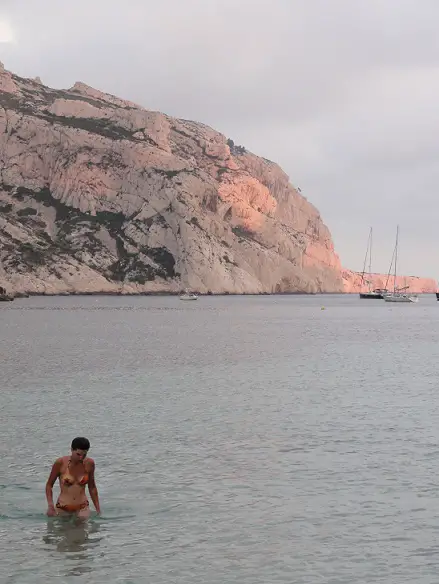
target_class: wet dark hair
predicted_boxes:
[71,437,90,451]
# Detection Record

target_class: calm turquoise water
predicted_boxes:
[2,294,439,583]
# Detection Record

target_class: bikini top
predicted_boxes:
[61,458,89,487]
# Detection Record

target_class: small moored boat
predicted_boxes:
[359,228,389,299]
[383,226,419,303]
[179,290,198,301]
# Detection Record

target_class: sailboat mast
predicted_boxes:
[394,225,399,293]
[361,228,371,288]
[369,228,373,291]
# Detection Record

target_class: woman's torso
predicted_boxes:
[57,456,90,505]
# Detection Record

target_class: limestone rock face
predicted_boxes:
[0,65,435,296]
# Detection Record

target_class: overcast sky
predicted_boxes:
[1,0,438,279]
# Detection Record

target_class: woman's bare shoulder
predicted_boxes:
[47,456,65,478]
[52,455,69,469]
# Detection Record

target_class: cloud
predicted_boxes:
[1,0,439,278]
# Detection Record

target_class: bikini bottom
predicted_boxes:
[56,500,89,513]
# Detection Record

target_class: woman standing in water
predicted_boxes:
[46,437,101,519]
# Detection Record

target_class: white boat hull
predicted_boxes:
[384,294,418,303]
[179,295,198,301]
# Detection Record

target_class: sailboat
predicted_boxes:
[384,226,418,303]
[179,289,198,301]
[359,227,388,299]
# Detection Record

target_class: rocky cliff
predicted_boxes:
[0,63,436,296]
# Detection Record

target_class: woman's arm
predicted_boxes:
[45,458,61,516]
[87,459,101,514]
